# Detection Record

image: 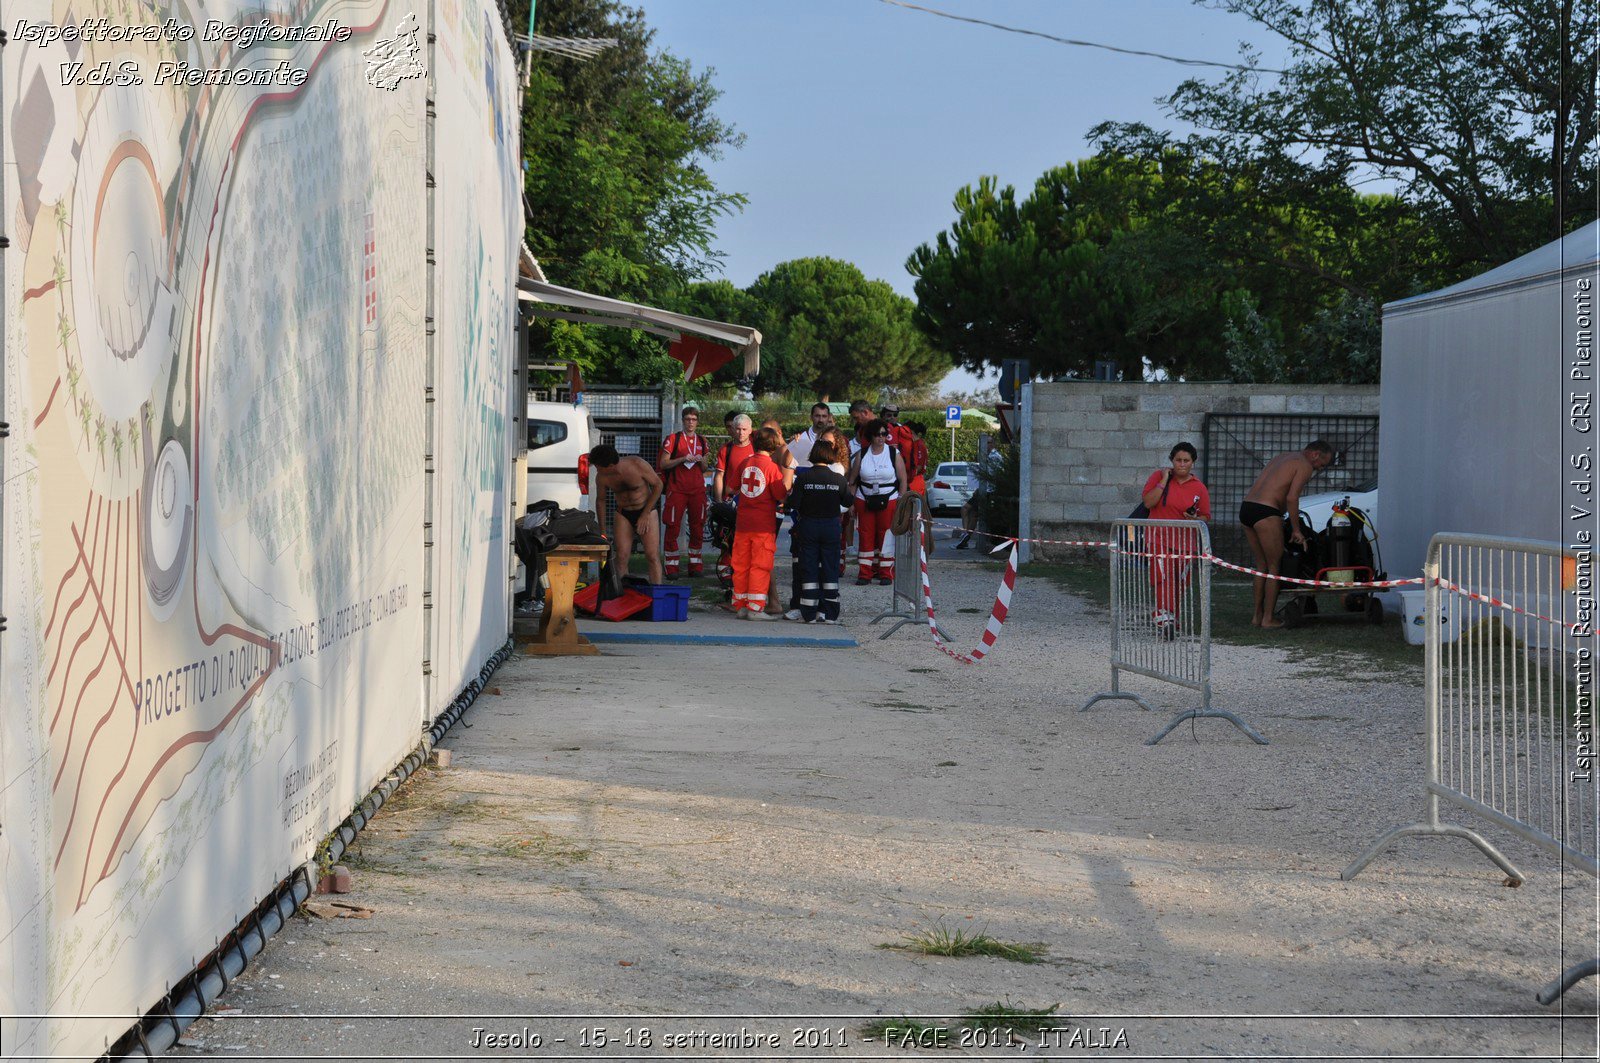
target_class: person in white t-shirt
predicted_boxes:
[786,402,835,470]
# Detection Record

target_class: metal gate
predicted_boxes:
[1202,413,1379,559]
[1079,518,1267,745]
[1343,532,1596,1003]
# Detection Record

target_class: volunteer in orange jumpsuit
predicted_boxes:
[731,427,790,619]
[711,413,755,603]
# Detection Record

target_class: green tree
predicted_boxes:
[910,152,1439,382]
[908,160,1161,381]
[747,258,951,400]
[1091,0,1598,274]
[513,0,747,382]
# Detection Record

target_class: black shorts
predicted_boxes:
[1238,500,1284,529]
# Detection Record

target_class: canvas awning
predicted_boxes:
[516,277,761,379]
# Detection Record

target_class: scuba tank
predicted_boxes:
[1326,498,1358,581]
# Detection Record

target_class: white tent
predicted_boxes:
[1379,222,1600,578]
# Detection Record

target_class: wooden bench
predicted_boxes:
[522,543,611,656]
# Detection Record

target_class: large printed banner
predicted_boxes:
[428,0,519,710]
[0,0,516,1056]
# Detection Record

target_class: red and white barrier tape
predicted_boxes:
[918,538,1018,664]
[1198,553,1425,590]
[925,519,1111,549]
[1434,579,1585,631]
[915,518,1583,633]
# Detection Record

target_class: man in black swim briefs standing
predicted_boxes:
[1239,440,1335,628]
[590,444,664,585]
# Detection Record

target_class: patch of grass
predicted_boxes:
[872,698,935,713]
[935,760,958,767]
[957,606,983,613]
[958,1000,1062,1036]
[690,583,727,607]
[489,832,591,864]
[1027,560,1425,683]
[907,667,937,673]
[449,831,592,865]
[341,846,413,877]
[881,923,1048,963]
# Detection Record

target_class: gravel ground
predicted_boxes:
[168,534,1599,1060]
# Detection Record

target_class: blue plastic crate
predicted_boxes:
[647,584,690,622]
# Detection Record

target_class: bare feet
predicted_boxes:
[1260,619,1284,629]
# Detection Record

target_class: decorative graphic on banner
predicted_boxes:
[1,0,517,1057]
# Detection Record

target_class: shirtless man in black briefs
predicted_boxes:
[590,444,664,585]
[1240,440,1335,628]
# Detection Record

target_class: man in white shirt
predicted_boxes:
[786,402,835,470]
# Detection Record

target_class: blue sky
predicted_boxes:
[637,0,1287,391]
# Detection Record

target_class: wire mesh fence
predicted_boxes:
[1202,413,1379,560]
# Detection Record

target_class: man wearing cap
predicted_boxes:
[880,403,915,456]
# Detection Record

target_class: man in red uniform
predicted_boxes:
[731,427,789,619]
[905,420,930,495]
[712,414,754,503]
[658,406,708,578]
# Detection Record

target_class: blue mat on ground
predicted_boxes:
[583,632,856,648]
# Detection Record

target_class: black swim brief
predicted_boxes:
[1238,500,1284,528]
[618,505,649,529]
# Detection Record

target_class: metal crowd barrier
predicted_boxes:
[1344,533,1596,1003]
[1079,518,1266,745]
[871,494,949,640]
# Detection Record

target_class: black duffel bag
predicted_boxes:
[549,508,601,541]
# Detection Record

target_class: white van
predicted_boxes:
[524,399,597,512]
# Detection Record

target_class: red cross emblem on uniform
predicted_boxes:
[739,464,768,498]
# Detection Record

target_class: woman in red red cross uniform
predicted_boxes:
[847,418,908,585]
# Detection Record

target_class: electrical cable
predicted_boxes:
[875,0,1285,74]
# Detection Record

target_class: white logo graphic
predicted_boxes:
[739,465,768,499]
[364,13,426,90]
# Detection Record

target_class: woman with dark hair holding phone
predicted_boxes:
[1140,442,1211,639]
[846,418,908,585]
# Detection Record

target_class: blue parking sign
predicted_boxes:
[945,404,962,427]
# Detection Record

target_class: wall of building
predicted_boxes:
[1380,281,1565,581]
[1028,383,1380,559]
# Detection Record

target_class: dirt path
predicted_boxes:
[171,554,1598,1060]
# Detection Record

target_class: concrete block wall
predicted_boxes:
[1028,383,1380,559]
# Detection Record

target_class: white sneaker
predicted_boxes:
[784,609,804,621]
[744,610,775,622]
